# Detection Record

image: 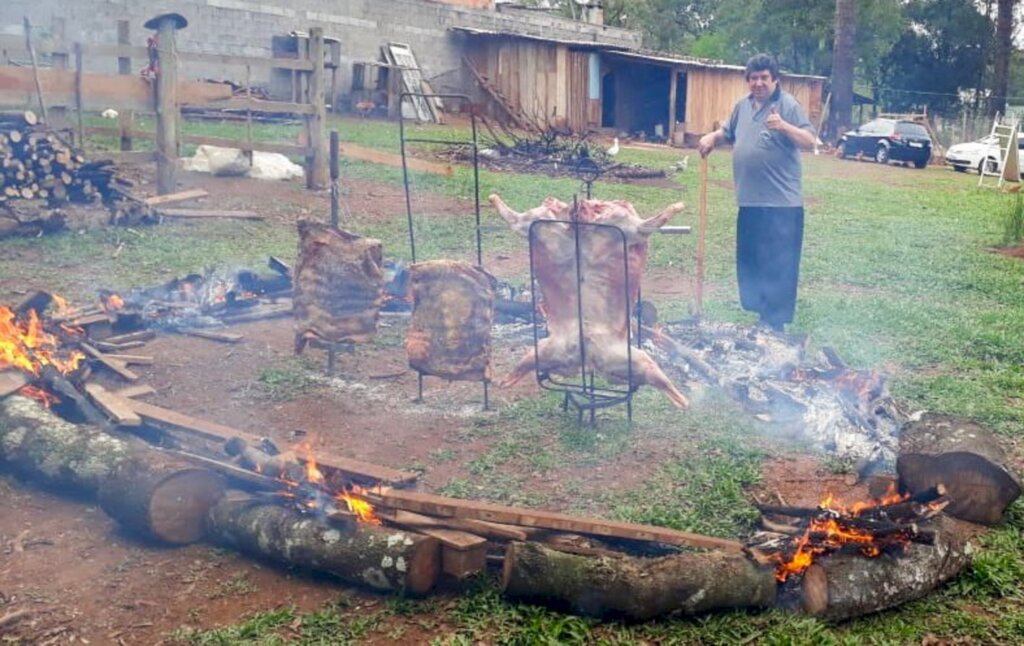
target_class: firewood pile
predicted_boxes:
[0,110,135,238]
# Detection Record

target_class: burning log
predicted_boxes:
[489,194,689,408]
[406,260,495,382]
[293,221,385,353]
[205,493,440,595]
[897,414,1021,525]
[0,396,225,546]
[501,541,776,620]
[797,518,970,622]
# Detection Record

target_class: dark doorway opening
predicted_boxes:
[601,72,616,128]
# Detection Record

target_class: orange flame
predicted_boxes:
[102,293,125,311]
[336,486,381,525]
[18,385,60,408]
[774,486,911,582]
[0,307,85,376]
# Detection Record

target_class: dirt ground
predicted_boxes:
[0,156,961,644]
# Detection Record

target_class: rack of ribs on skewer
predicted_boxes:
[488,194,689,409]
[293,221,385,353]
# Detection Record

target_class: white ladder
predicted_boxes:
[979,114,1020,189]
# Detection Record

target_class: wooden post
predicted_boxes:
[668,68,678,144]
[330,130,340,227]
[50,18,68,127]
[22,18,49,126]
[695,156,708,318]
[117,20,134,152]
[245,64,253,165]
[154,18,180,195]
[74,43,85,148]
[306,27,328,189]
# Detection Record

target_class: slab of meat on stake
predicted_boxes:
[293,221,385,353]
[406,260,495,381]
[488,194,689,408]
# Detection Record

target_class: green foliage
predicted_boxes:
[1003,191,1024,245]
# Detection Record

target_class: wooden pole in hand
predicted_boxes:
[695,155,708,318]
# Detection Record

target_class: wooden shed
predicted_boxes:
[455,29,825,142]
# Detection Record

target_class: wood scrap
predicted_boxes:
[179,328,244,343]
[113,384,157,399]
[0,370,29,398]
[94,340,148,352]
[157,208,263,220]
[142,188,209,206]
[83,383,142,426]
[79,342,140,382]
[103,330,156,345]
[102,353,153,365]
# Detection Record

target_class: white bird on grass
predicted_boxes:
[671,155,690,172]
[101,108,119,119]
[606,137,620,157]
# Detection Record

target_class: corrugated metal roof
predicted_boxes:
[452,27,826,81]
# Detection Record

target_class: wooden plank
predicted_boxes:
[123,398,419,486]
[383,510,487,550]
[157,209,263,220]
[85,128,311,157]
[104,151,157,164]
[220,303,292,325]
[368,489,745,553]
[79,342,140,382]
[442,544,487,579]
[179,329,244,343]
[102,354,153,366]
[83,383,142,426]
[0,371,29,399]
[339,142,452,176]
[94,340,147,352]
[113,384,157,399]
[104,331,156,345]
[143,188,209,207]
[182,97,316,115]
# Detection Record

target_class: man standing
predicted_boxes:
[698,54,816,332]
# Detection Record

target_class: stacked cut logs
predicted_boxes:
[0,111,123,238]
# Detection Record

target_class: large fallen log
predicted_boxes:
[798,517,971,622]
[0,396,225,544]
[501,541,776,620]
[898,414,1021,525]
[205,494,440,595]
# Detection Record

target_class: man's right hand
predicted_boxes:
[698,132,718,158]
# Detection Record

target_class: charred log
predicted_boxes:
[205,494,440,595]
[501,541,776,620]
[798,518,970,622]
[898,414,1021,525]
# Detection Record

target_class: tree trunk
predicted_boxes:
[501,541,776,620]
[897,413,1021,525]
[989,0,1014,118]
[829,0,857,142]
[205,494,440,596]
[99,461,225,545]
[799,517,970,621]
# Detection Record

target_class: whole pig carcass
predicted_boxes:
[405,260,495,382]
[293,221,385,353]
[488,194,689,408]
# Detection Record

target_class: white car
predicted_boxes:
[945,134,1024,174]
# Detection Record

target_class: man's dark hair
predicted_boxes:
[745,54,779,80]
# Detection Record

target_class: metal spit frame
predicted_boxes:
[398,92,489,409]
[528,197,638,426]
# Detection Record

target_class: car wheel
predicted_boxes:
[952,165,967,173]
[874,146,889,164]
[914,159,927,169]
[980,158,998,174]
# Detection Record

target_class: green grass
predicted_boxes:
[8,117,1024,642]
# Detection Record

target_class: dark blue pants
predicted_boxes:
[736,206,804,327]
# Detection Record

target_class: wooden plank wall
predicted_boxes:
[684,67,823,135]
[467,39,594,131]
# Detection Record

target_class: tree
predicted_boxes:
[989,0,1016,117]
[829,0,858,140]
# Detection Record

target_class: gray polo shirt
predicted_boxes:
[722,88,814,208]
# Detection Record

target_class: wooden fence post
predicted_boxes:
[50,18,68,128]
[153,17,181,195]
[117,20,134,152]
[306,27,328,189]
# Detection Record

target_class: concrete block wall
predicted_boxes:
[1,0,641,106]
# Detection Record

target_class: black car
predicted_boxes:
[837,118,932,168]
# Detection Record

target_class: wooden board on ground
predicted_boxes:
[143,188,209,207]
[157,209,263,220]
[103,331,156,345]
[80,343,140,382]
[383,510,487,550]
[180,329,244,343]
[102,354,153,365]
[121,397,419,487]
[113,384,157,399]
[94,340,148,352]
[339,142,452,177]
[368,489,745,553]
[0,370,29,398]
[83,383,142,426]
